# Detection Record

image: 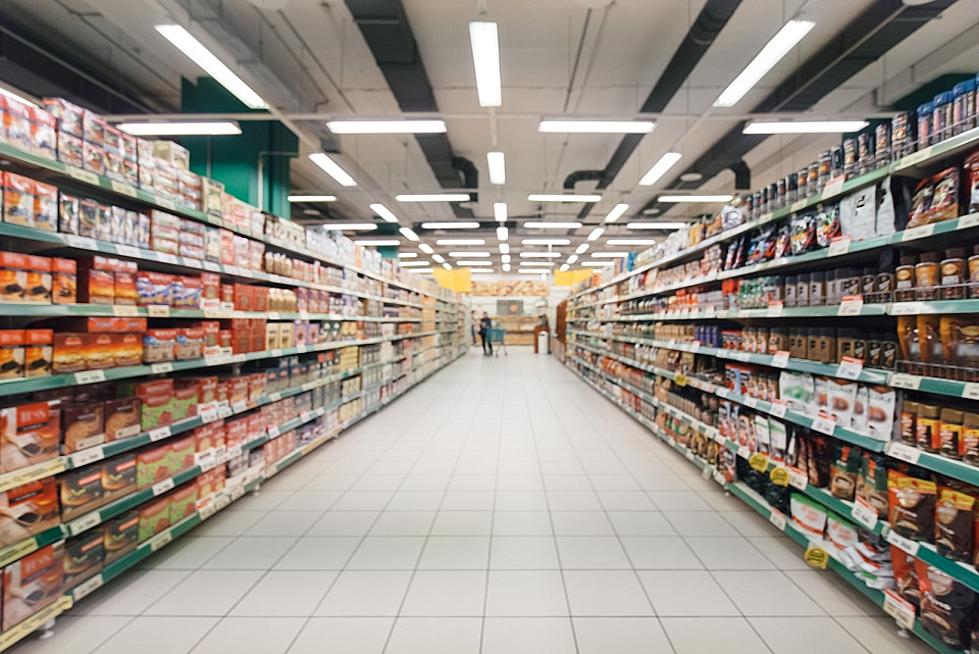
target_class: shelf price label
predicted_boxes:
[66,166,100,185]
[112,305,139,317]
[68,512,101,536]
[769,399,788,418]
[74,370,106,385]
[770,351,790,368]
[769,509,787,531]
[837,295,864,316]
[147,305,170,317]
[883,589,917,631]
[963,383,979,401]
[827,236,852,257]
[152,478,175,496]
[822,175,847,198]
[109,180,137,197]
[811,412,837,435]
[151,362,173,374]
[149,531,173,552]
[959,213,979,230]
[748,452,770,472]
[199,406,219,424]
[850,497,879,530]
[902,224,936,242]
[787,466,808,491]
[69,447,105,468]
[804,544,829,569]
[885,528,920,556]
[890,302,926,316]
[148,426,171,442]
[890,373,921,390]
[766,301,783,317]
[886,442,922,465]
[835,356,864,381]
[72,574,104,601]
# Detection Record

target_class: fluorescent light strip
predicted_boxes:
[436,239,485,245]
[355,239,401,246]
[493,202,508,222]
[155,25,267,109]
[118,121,240,136]
[639,152,682,186]
[591,252,630,258]
[419,243,434,254]
[575,244,589,254]
[517,269,549,275]
[606,238,657,245]
[421,222,480,229]
[498,243,510,254]
[522,222,582,229]
[399,260,431,267]
[528,194,601,203]
[432,254,445,263]
[469,21,502,107]
[448,252,490,258]
[399,227,419,241]
[626,222,687,230]
[714,20,815,108]
[320,223,378,230]
[519,252,561,258]
[501,254,511,263]
[398,253,417,259]
[520,261,555,267]
[369,203,399,223]
[743,120,870,134]
[288,195,336,202]
[407,268,434,273]
[309,153,357,187]
[469,269,494,274]
[582,260,615,267]
[326,119,446,134]
[559,264,569,272]
[442,262,451,270]
[658,195,733,203]
[396,194,470,202]
[587,227,605,242]
[538,120,654,134]
[502,263,511,272]
[487,152,506,184]
[567,255,579,264]
[496,226,508,242]
[603,203,629,223]
[457,260,493,266]
[521,239,569,246]
[0,85,38,107]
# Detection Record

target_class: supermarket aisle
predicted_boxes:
[16,350,928,654]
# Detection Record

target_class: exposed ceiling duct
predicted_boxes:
[639,0,959,216]
[345,0,477,217]
[563,0,743,220]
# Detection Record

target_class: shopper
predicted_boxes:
[471,311,478,346]
[479,312,493,356]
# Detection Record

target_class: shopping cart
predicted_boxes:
[487,327,507,356]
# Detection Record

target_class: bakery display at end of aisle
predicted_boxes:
[568,79,979,654]
[0,94,467,651]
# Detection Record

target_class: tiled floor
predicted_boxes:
[15,350,931,654]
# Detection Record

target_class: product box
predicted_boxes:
[24,329,53,378]
[168,435,196,473]
[0,478,59,546]
[136,444,171,489]
[59,465,104,521]
[63,528,104,589]
[0,329,25,380]
[84,333,115,370]
[137,495,170,543]
[101,453,136,504]
[133,379,175,429]
[104,397,141,441]
[168,483,198,524]
[52,333,85,373]
[0,401,61,473]
[103,511,139,563]
[2,542,64,630]
[22,255,52,303]
[61,401,105,453]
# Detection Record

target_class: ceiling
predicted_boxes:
[1,0,978,274]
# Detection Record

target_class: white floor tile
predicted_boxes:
[346,537,426,570]
[481,617,576,654]
[555,536,630,569]
[202,537,296,570]
[91,617,217,654]
[750,616,867,654]
[385,617,481,654]
[660,617,769,654]
[12,616,128,654]
[714,570,825,616]
[231,570,337,616]
[145,570,263,616]
[314,570,412,616]
[492,511,553,535]
[401,570,487,616]
[638,570,739,616]
[620,536,703,570]
[490,536,560,569]
[572,617,673,654]
[563,570,653,616]
[485,570,569,616]
[189,617,304,654]
[287,617,393,654]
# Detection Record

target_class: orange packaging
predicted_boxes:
[2,171,35,228]
[0,478,59,546]
[0,330,25,380]
[224,418,246,449]
[71,317,148,333]
[3,542,64,631]
[22,255,51,304]
[32,181,57,233]
[53,333,85,373]
[78,269,114,304]
[199,321,220,349]
[51,257,77,304]
[114,333,143,367]
[84,333,115,370]
[197,376,217,404]
[114,271,137,305]
[24,329,53,378]
[137,495,170,543]
[0,401,61,473]
[200,273,220,301]
[0,252,28,302]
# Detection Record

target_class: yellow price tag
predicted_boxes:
[804,544,829,569]
[748,452,770,473]
[674,373,687,387]
[769,467,789,487]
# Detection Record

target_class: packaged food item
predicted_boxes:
[790,493,827,539]
[104,398,141,441]
[51,257,77,304]
[892,545,921,606]
[32,181,57,233]
[23,255,51,303]
[0,401,60,472]
[966,151,979,215]
[24,329,53,378]
[0,478,59,546]
[59,464,103,520]
[917,560,975,649]
[855,452,888,517]
[789,212,816,255]
[137,495,170,543]
[2,172,34,228]
[962,411,979,464]
[935,485,975,561]
[61,401,104,453]
[143,328,176,363]
[888,468,936,541]
[0,330,25,380]
[916,402,941,451]
[815,204,841,247]
[2,542,64,631]
[931,168,959,224]
[52,333,85,373]
[101,453,137,503]
[63,528,104,588]
[103,511,139,563]
[866,386,895,441]
[829,444,860,500]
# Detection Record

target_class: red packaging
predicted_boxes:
[0,401,61,473]
[84,333,115,370]
[77,269,115,304]
[0,478,59,546]
[3,542,64,630]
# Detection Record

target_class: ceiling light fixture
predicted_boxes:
[587,227,605,241]
[432,254,445,263]
[713,19,815,108]
[575,244,590,254]
[497,226,508,241]
[309,153,357,187]
[538,119,655,134]
[118,121,241,136]
[521,238,570,246]
[457,260,493,266]
[603,203,629,223]
[419,243,434,254]
[582,260,615,267]
[407,268,434,273]
[319,223,378,230]
[743,120,870,134]
[658,195,733,203]
[396,193,470,202]
[517,269,549,275]
[469,269,494,274]
[606,238,657,245]
[528,194,601,203]
[155,25,267,109]
[399,260,431,267]
[520,261,555,267]
[567,255,579,264]
[442,262,451,270]
[287,195,336,202]
[638,152,682,186]
[355,239,401,247]
[421,222,480,229]
[520,252,561,258]
[522,222,582,229]
[399,227,420,241]
[493,202,508,222]
[436,239,485,245]
[626,222,688,230]
[326,119,446,134]
[398,252,418,258]
[559,264,569,272]
[487,151,506,184]
[499,243,510,254]
[501,254,511,263]
[469,21,502,107]
[591,252,630,258]
[502,263,511,272]
[448,251,490,258]
[369,203,399,223]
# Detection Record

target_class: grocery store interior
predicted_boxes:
[0,0,977,652]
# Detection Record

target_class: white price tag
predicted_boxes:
[883,589,917,630]
[268,392,282,402]
[112,305,139,317]
[181,257,203,269]
[218,405,232,419]
[157,253,178,264]
[150,531,173,551]
[959,213,979,230]
[885,529,920,556]
[737,445,751,459]
[267,312,280,320]
[887,442,922,465]
[232,400,247,413]
[771,351,790,368]
[270,349,284,358]
[74,370,106,384]
[152,478,175,495]
[147,305,170,317]
[812,412,837,435]
[963,383,979,401]
[66,235,98,250]
[744,396,759,409]
[902,224,935,242]
[766,301,783,317]
[835,356,864,381]
[788,466,808,490]
[890,301,926,316]
[156,197,176,210]
[115,245,140,258]
[196,452,216,472]
[148,426,171,442]
[231,354,247,363]
[67,165,100,185]
[837,296,864,316]
[68,512,101,536]
[198,502,218,521]
[770,399,788,418]
[151,362,173,374]
[732,351,751,362]
[227,445,243,460]
[769,510,787,531]
[890,373,921,390]
[268,425,280,438]
[203,261,221,272]
[823,175,846,198]
[827,236,852,257]
[199,407,219,423]
[72,574,104,600]
[109,180,137,197]
[69,447,105,468]
[851,497,879,530]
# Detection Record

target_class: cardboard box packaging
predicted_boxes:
[103,511,138,563]
[59,465,103,521]
[137,496,170,543]
[168,483,198,524]
[2,542,64,630]
[0,401,60,473]
[101,454,136,504]
[63,528,104,589]
[0,478,59,547]
[136,445,171,489]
